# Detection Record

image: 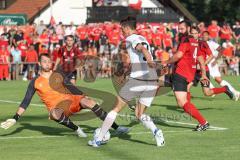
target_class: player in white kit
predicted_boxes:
[88,16,165,147]
[202,31,240,101]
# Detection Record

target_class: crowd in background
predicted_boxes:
[0,19,239,81]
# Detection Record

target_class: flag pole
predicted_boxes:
[50,0,53,17]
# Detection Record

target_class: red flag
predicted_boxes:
[50,16,56,26]
[129,0,142,10]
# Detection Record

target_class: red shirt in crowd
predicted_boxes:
[50,34,59,44]
[163,33,172,48]
[108,29,120,46]
[0,48,10,64]
[153,32,162,47]
[25,49,38,63]
[77,26,88,40]
[220,26,232,40]
[39,33,49,45]
[207,24,220,38]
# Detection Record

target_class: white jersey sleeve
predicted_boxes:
[207,40,220,58]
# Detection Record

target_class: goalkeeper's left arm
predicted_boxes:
[1,78,36,129]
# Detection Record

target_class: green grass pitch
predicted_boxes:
[0,77,239,160]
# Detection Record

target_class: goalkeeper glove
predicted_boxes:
[1,119,16,129]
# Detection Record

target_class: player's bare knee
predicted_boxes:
[80,97,96,109]
[50,108,64,120]
[178,99,187,107]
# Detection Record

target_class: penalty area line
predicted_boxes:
[118,114,228,130]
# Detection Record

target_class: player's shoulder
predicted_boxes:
[28,75,40,87]
[180,35,191,43]
[127,34,146,41]
[198,40,208,47]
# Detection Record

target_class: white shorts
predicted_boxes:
[119,78,158,107]
[208,63,221,78]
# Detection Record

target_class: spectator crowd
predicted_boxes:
[0,19,239,81]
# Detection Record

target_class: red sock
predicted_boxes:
[183,102,206,125]
[211,87,226,94]
[187,92,191,102]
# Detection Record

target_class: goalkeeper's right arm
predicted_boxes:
[1,107,26,129]
[1,77,37,130]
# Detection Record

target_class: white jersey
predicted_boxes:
[207,40,220,59]
[125,34,157,80]
[207,40,221,78]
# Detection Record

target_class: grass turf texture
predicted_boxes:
[0,77,239,160]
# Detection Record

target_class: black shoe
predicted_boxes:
[193,122,210,131]
[225,86,233,99]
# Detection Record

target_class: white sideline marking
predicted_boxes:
[0,99,91,113]
[0,135,63,140]
[0,99,228,132]
[118,114,228,130]
[0,127,227,140]
[0,99,44,107]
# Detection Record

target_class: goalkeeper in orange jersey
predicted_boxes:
[1,54,129,137]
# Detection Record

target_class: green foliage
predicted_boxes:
[180,0,240,24]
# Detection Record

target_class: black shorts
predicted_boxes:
[172,73,188,92]
[193,70,210,87]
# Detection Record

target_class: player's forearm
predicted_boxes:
[12,107,26,121]
[198,56,207,77]
[53,58,60,70]
[165,52,182,64]
[205,55,214,65]
[142,47,153,64]
[216,47,223,60]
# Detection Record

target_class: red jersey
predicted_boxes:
[175,36,200,82]
[220,27,231,40]
[163,33,172,48]
[92,27,102,41]
[50,35,59,44]
[108,29,120,45]
[52,49,59,62]
[39,34,49,45]
[207,25,220,38]
[77,26,88,40]
[25,50,38,63]
[0,49,10,64]
[153,33,162,47]
[58,46,82,73]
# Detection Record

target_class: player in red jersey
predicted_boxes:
[162,21,209,131]
[188,27,233,99]
[53,35,82,84]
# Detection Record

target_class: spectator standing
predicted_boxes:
[23,44,38,81]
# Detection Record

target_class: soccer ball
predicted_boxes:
[94,128,111,143]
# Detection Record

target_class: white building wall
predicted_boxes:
[34,0,162,25]
[34,0,92,25]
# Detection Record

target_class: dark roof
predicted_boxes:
[158,0,198,23]
[0,0,53,22]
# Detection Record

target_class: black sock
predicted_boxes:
[54,114,78,131]
[91,104,119,130]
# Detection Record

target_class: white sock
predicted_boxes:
[220,80,236,94]
[209,81,215,89]
[96,110,117,141]
[140,114,158,135]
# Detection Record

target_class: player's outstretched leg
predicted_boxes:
[219,80,239,101]
[136,103,164,147]
[80,97,130,135]
[88,96,126,147]
[174,91,209,131]
[50,108,87,137]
